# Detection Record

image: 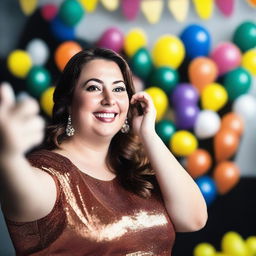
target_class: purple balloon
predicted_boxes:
[174,103,200,129]
[97,27,124,53]
[171,83,199,108]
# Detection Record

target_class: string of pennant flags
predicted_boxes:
[19,0,256,23]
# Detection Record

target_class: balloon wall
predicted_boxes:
[194,231,256,256]
[0,1,256,255]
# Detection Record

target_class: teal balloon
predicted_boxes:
[233,21,256,52]
[149,67,179,94]
[26,66,51,98]
[59,0,84,27]
[223,67,252,101]
[156,120,176,145]
[130,48,152,80]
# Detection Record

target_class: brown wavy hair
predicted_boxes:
[44,48,156,198]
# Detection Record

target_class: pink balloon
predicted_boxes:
[41,4,58,21]
[121,0,140,20]
[211,42,242,75]
[97,27,124,53]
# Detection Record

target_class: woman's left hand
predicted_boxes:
[130,91,156,137]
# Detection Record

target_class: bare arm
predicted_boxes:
[0,83,56,222]
[131,91,208,232]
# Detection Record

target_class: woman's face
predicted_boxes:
[70,59,130,140]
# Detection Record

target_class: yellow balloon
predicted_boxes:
[145,87,168,122]
[201,83,228,111]
[221,231,249,256]
[193,243,216,256]
[152,35,185,69]
[40,86,55,116]
[124,29,147,57]
[242,49,256,75]
[245,236,256,256]
[170,130,198,156]
[215,253,231,256]
[7,50,32,78]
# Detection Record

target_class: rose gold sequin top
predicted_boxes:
[4,150,175,256]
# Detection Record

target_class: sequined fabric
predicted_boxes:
[4,150,175,256]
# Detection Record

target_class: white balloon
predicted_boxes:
[26,38,49,66]
[194,110,221,139]
[232,94,256,122]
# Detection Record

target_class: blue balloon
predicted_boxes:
[180,24,211,59]
[196,176,217,206]
[50,17,75,41]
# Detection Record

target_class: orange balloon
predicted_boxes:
[221,112,244,137]
[55,41,82,71]
[214,129,240,162]
[186,149,212,178]
[213,161,240,194]
[188,57,218,93]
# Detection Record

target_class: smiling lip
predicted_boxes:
[93,112,118,123]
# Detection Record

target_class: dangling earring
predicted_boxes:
[66,115,75,136]
[121,118,130,133]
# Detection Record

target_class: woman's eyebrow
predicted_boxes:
[82,78,103,87]
[113,80,125,85]
[82,78,125,87]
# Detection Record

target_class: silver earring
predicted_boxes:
[121,118,130,133]
[66,115,75,137]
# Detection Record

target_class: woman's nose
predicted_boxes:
[101,89,116,106]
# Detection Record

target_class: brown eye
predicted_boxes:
[86,85,101,92]
[113,87,126,92]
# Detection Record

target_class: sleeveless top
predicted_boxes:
[4,150,176,256]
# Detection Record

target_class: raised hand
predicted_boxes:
[130,91,157,137]
[0,82,45,156]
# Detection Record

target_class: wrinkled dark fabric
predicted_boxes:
[4,150,175,256]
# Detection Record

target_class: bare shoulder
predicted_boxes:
[4,166,58,223]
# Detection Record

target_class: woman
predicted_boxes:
[0,48,207,255]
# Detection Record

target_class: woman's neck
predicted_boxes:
[58,136,110,166]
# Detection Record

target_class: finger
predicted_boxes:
[0,82,16,111]
[131,92,154,110]
[13,98,40,119]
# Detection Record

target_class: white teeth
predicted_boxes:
[94,113,115,118]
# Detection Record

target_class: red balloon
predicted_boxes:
[97,27,124,53]
[186,149,212,178]
[214,129,239,162]
[213,161,240,194]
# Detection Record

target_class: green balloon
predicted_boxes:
[130,48,153,80]
[149,66,179,94]
[26,66,51,98]
[223,67,252,101]
[233,21,256,52]
[156,120,176,145]
[59,0,84,27]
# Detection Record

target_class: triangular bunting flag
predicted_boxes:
[193,0,214,19]
[121,0,140,20]
[100,0,119,11]
[79,0,99,12]
[141,0,164,24]
[168,0,189,22]
[216,0,234,16]
[19,0,38,16]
